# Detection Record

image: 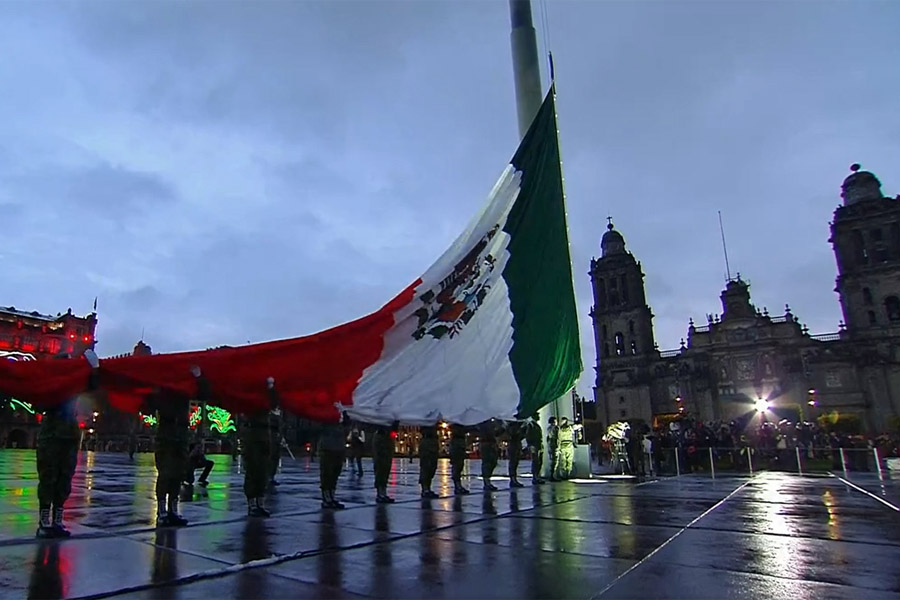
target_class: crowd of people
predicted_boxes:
[600,415,900,477]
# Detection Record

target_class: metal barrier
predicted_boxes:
[630,445,897,479]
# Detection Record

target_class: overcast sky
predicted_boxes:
[1,1,898,395]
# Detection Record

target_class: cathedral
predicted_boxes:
[590,165,900,433]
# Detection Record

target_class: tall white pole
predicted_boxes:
[509,0,543,139]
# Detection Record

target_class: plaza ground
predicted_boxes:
[1,450,899,599]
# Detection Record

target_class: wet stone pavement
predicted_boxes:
[1,450,899,599]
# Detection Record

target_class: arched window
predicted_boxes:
[863,288,873,305]
[628,320,635,334]
[608,278,619,306]
[891,223,900,258]
[868,311,877,325]
[620,274,629,303]
[615,332,625,356]
[597,279,607,308]
[886,296,900,322]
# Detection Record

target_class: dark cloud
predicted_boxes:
[0,1,898,397]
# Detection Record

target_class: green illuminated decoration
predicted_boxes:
[9,398,35,414]
[207,405,236,434]
[189,405,202,429]
[142,413,157,427]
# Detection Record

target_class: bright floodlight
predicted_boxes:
[754,398,770,412]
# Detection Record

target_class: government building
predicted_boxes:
[590,165,900,433]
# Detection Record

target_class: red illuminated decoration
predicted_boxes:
[36,413,43,424]
[78,421,86,429]
[0,306,97,361]
[390,431,398,439]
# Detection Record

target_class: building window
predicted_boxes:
[597,279,606,308]
[863,288,873,305]
[868,311,877,325]
[603,343,610,358]
[628,320,635,334]
[886,296,900,322]
[602,325,608,339]
[619,410,627,419]
[619,396,626,405]
[615,332,625,356]
[620,274,629,303]
[891,223,900,258]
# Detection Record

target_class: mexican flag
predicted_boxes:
[0,88,581,424]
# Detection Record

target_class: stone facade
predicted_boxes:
[591,166,900,433]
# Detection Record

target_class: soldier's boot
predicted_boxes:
[248,497,269,517]
[375,487,394,503]
[321,490,334,509]
[167,496,189,526]
[482,477,499,492]
[454,481,470,495]
[156,498,170,527]
[52,506,71,538]
[509,476,525,488]
[420,484,437,499]
[329,490,345,510]
[36,508,55,539]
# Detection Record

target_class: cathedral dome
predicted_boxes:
[601,221,626,257]
[841,163,883,205]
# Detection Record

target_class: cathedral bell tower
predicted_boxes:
[830,164,900,338]
[589,220,657,424]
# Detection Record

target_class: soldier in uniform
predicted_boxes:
[268,399,283,489]
[505,420,525,488]
[547,416,560,481]
[372,422,397,503]
[348,426,365,476]
[557,416,581,480]
[318,413,348,509]
[35,350,100,538]
[479,420,500,492]
[240,377,279,517]
[418,424,440,498]
[449,425,470,495]
[149,365,203,527]
[525,415,546,485]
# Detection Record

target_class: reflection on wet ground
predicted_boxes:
[0,450,898,599]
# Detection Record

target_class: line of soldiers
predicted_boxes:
[31,355,582,535]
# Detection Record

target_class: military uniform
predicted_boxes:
[525,418,545,485]
[449,426,469,495]
[241,408,273,517]
[372,424,396,503]
[479,421,500,491]
[557,420,578,479]
[418,426,440,498]
[348,428,365,476]
[318,419,347,509]
[506,421,525,487]
[36,401,80,538]
[152,389,191,526]
[547,419,560,480]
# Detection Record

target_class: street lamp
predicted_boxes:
[754,398,771,412]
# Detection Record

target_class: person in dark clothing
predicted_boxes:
[506,420,525,488]
[479,420,500,491]
[449,425,470,495]
[35,350,100,538]
[348,426,365,476]
[184,442,213,487]
[419,424,440,498]
[319,414,349,509]
[372,423,397,503]
[240,377,279,517]
[525,416,546,485]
